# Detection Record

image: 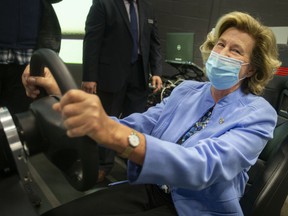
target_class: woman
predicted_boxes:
[23,11,281,216]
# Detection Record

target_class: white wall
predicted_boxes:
[270,26,288,44]
[53,0,92,34]
[52,0,92,63]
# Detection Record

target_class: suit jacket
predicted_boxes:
[83,0,162,92]
[120,81,277,215]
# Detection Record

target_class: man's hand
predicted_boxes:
[150,75,162,93]
[81,81,97,94]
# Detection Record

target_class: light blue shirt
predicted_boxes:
[117,80,277,216]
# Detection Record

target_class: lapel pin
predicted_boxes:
[219,117,224,124]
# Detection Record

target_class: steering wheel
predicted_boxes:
[14,48,99,191]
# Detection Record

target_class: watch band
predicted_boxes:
[118,131,140,159]
[118,145,134,158]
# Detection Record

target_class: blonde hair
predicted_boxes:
[200,11,281,95]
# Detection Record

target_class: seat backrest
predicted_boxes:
[240,45,288,215]
[240,120,288,216]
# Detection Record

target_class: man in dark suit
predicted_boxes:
[81,0,163,181]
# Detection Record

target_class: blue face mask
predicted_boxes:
[206,51,248,90]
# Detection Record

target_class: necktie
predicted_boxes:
[129,0,138,63]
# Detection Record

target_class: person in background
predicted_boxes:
[0,0,62,116]
[81,0,163,182]
[23,11,281,216]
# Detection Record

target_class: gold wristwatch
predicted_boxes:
[119,131,140,158]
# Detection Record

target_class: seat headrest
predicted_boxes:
[277,44,288,67]
[276,44,288,76]
[263,44,288,112]
[263,76,288,110]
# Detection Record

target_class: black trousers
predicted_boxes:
[41,184,178,216]
[98,57,148,118]
[97,57,148,173]
[0,64,33,116]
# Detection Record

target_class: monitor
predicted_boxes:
[165,32,194,65]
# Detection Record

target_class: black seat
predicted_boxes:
[240,53,288,216]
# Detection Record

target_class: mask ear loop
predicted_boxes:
[241,62,250,66]
[238,76,246,82]
[238,63,250,81]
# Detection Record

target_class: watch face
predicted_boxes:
[128,134,140,147]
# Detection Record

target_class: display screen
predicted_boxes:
[165,32,194,65]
